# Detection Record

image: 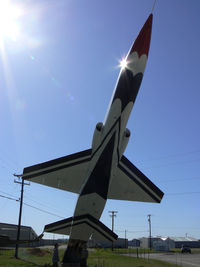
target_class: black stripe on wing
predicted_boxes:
[120,155,164,202]
[23,149,92,179]
[45,214,118,241]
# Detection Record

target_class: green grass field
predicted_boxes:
[0,247,182,267]
[171,248,200,254]
[114,247,200,254]
[87,249,181,267]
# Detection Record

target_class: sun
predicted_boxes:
[0,1,23,42]
[119,58,128,70]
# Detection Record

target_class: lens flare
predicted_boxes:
[119,58,128,70]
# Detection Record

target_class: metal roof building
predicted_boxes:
[0,222,37,247]
[169,236,200,248]
[140,236,200,249]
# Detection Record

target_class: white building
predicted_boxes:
[140,236,200,250]
[140,237,175,251]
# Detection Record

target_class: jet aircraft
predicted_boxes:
[22,13,164,264]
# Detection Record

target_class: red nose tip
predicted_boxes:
[129,13,153,58]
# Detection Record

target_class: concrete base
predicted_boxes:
[61,263,80,267]
[62,239,88,267]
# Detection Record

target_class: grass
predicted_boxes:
[0,248,52,267]
[0,247,182,267]
[87,249,181,267]
[171,248,200,254]
[114,248,155,254]
[114,247,200,255]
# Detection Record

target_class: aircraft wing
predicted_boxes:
[44,214,118,242]
[108,155,164,203]
[22,149,92,194]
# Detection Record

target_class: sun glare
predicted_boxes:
[0,1,23,42]
[120,58,128,70]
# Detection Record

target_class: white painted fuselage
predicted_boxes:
[72,53,147,242]
[67,13,153,246]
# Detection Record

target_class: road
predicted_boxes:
[126,252,200,267]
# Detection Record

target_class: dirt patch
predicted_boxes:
[28,248,50,257]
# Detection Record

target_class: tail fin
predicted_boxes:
[44,214,118,242]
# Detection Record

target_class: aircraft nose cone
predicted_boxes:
[129,13,153,58]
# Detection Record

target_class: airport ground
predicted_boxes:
[0,247,185,267]
[121,249,200,267]
[144,252,200,267]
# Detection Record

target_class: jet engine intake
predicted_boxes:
[125,128,131,138]
[92,122,103,150]
[96,122,103,132]
[119,128,131,158]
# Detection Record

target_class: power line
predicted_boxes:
[23,203,65,219]
[142,158,200,170]
[0,147,22,169]
[116,229,148,233]
[129,230,148,233]
[0,190,19,199]
[0,192,65,219]
[157,176,200,183]
[166,191,200,196]
[0,154,21,172]
[23,193,72,214]
[0,194,19,202]
[153,225,200,230]
[134,149,200,164]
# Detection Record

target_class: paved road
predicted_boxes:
[126,252,200,267]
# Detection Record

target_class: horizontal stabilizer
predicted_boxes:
[22,149,92,194]
[44,214,118,242]
[44,216,73,236]
[108,155,164,203]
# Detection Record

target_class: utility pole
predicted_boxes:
[147,214,152,250]
[125,229,127,248]
[14,174,30,259]
[109,211,118,231]
[109,211,118,250]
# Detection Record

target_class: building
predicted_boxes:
[0,222,68,247]
[88,238,128,248]
[128,239,140,247]
[169,237,200,248]
[140,237,175,251]
[140,236,200,250]
[140,237,155,249]
[0,222,37,242]
[153,237,175,251]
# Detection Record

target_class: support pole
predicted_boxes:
[109,211,117,251]
[14,175,30,259]
[147,214,152,250]
[125,229,127,248]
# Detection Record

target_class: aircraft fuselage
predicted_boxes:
[69,13,151,244]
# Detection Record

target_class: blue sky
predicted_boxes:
[0,0,200,240]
